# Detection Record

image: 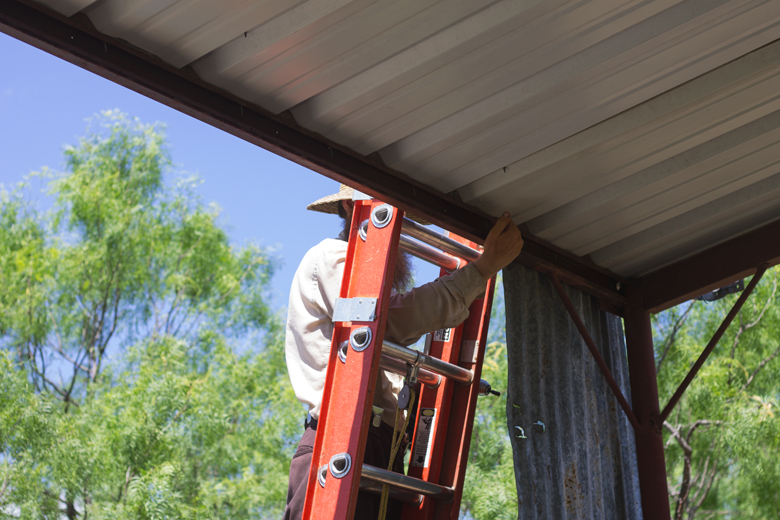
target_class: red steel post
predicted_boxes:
[624,284,671,520]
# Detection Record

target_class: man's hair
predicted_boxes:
[337,202,351,241]
[337,201,350,220]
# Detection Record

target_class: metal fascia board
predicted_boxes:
[641,218,780,313]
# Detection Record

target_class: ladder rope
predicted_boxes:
[378,387,415,520]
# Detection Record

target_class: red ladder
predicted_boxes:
[300,196,497,520]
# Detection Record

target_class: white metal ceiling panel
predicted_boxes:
[84,0,308,68]
[32,0,780,277]
[33,0,97,17]
[460,37,780,275]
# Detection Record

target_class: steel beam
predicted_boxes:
[624,284,671,520]
[0,0,627,312]
[642,219,780,313]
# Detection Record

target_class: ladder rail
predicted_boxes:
[300,200,403,520]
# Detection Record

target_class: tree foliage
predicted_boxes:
[0,112,300,519]
[654,268,780,519]
[461,277,518,520]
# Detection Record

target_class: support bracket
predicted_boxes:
[332,297,377,323]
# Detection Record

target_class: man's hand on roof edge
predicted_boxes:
[473,212,524,281]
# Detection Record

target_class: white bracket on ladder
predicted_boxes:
[332,297,378,322]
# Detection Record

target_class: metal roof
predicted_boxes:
[28,0,780,277]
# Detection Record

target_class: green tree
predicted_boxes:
[0,111,301,519]
[654,268,780,519]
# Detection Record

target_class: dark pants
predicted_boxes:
[284,420,405,520]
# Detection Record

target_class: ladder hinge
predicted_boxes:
[333,297,378,322]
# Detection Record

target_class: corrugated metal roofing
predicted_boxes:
[34,0,780,277]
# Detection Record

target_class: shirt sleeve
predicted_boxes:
[312,239,486,345]
[385,262,486,346]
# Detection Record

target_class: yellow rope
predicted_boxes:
[377,387,415,520]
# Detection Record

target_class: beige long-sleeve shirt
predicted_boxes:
[285,238,485,424]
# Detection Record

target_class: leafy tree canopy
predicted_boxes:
[655,268,780,519]
[0,111,300,519]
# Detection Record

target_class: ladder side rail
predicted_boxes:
[403,244,471,519]
[300,200,403,520]
[406,319,464,519]
[433,275,496,520]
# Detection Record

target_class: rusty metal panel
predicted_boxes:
[503,263,641,519]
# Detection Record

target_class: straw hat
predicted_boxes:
[307,184,429,224]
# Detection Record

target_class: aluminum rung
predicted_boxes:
[359,477,422,505]
[401,218,481,262]
[361,464,454,503]
[382,340,473,385]
[380,353,441,388]
[399,234,460,272]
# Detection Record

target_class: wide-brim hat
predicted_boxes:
[307,184,429,224]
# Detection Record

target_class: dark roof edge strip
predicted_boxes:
[0,0,626,310]
[641,218,780,313]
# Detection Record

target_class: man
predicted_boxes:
[284,185,523,520]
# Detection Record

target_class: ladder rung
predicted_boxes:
[361,464,454,503]
[359,476,422,505]
[401,218,481,262]
[380,354,441,388]
[399,234,460,272]
[382,340,474,385]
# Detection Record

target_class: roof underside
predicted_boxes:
[27,0,780,278]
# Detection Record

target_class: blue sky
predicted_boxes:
[0,32,439,311]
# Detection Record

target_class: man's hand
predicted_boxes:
[473,212,524,281]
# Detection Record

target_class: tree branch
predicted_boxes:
[0,471,9,501]
[657,302,695,371]
[728,279,777,384]
[742,344,780,391]
[664,422,692,453]
[46,340,89,373]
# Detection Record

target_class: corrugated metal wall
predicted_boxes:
[503,263,641,519]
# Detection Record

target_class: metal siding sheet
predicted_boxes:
[503,263,641,519]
